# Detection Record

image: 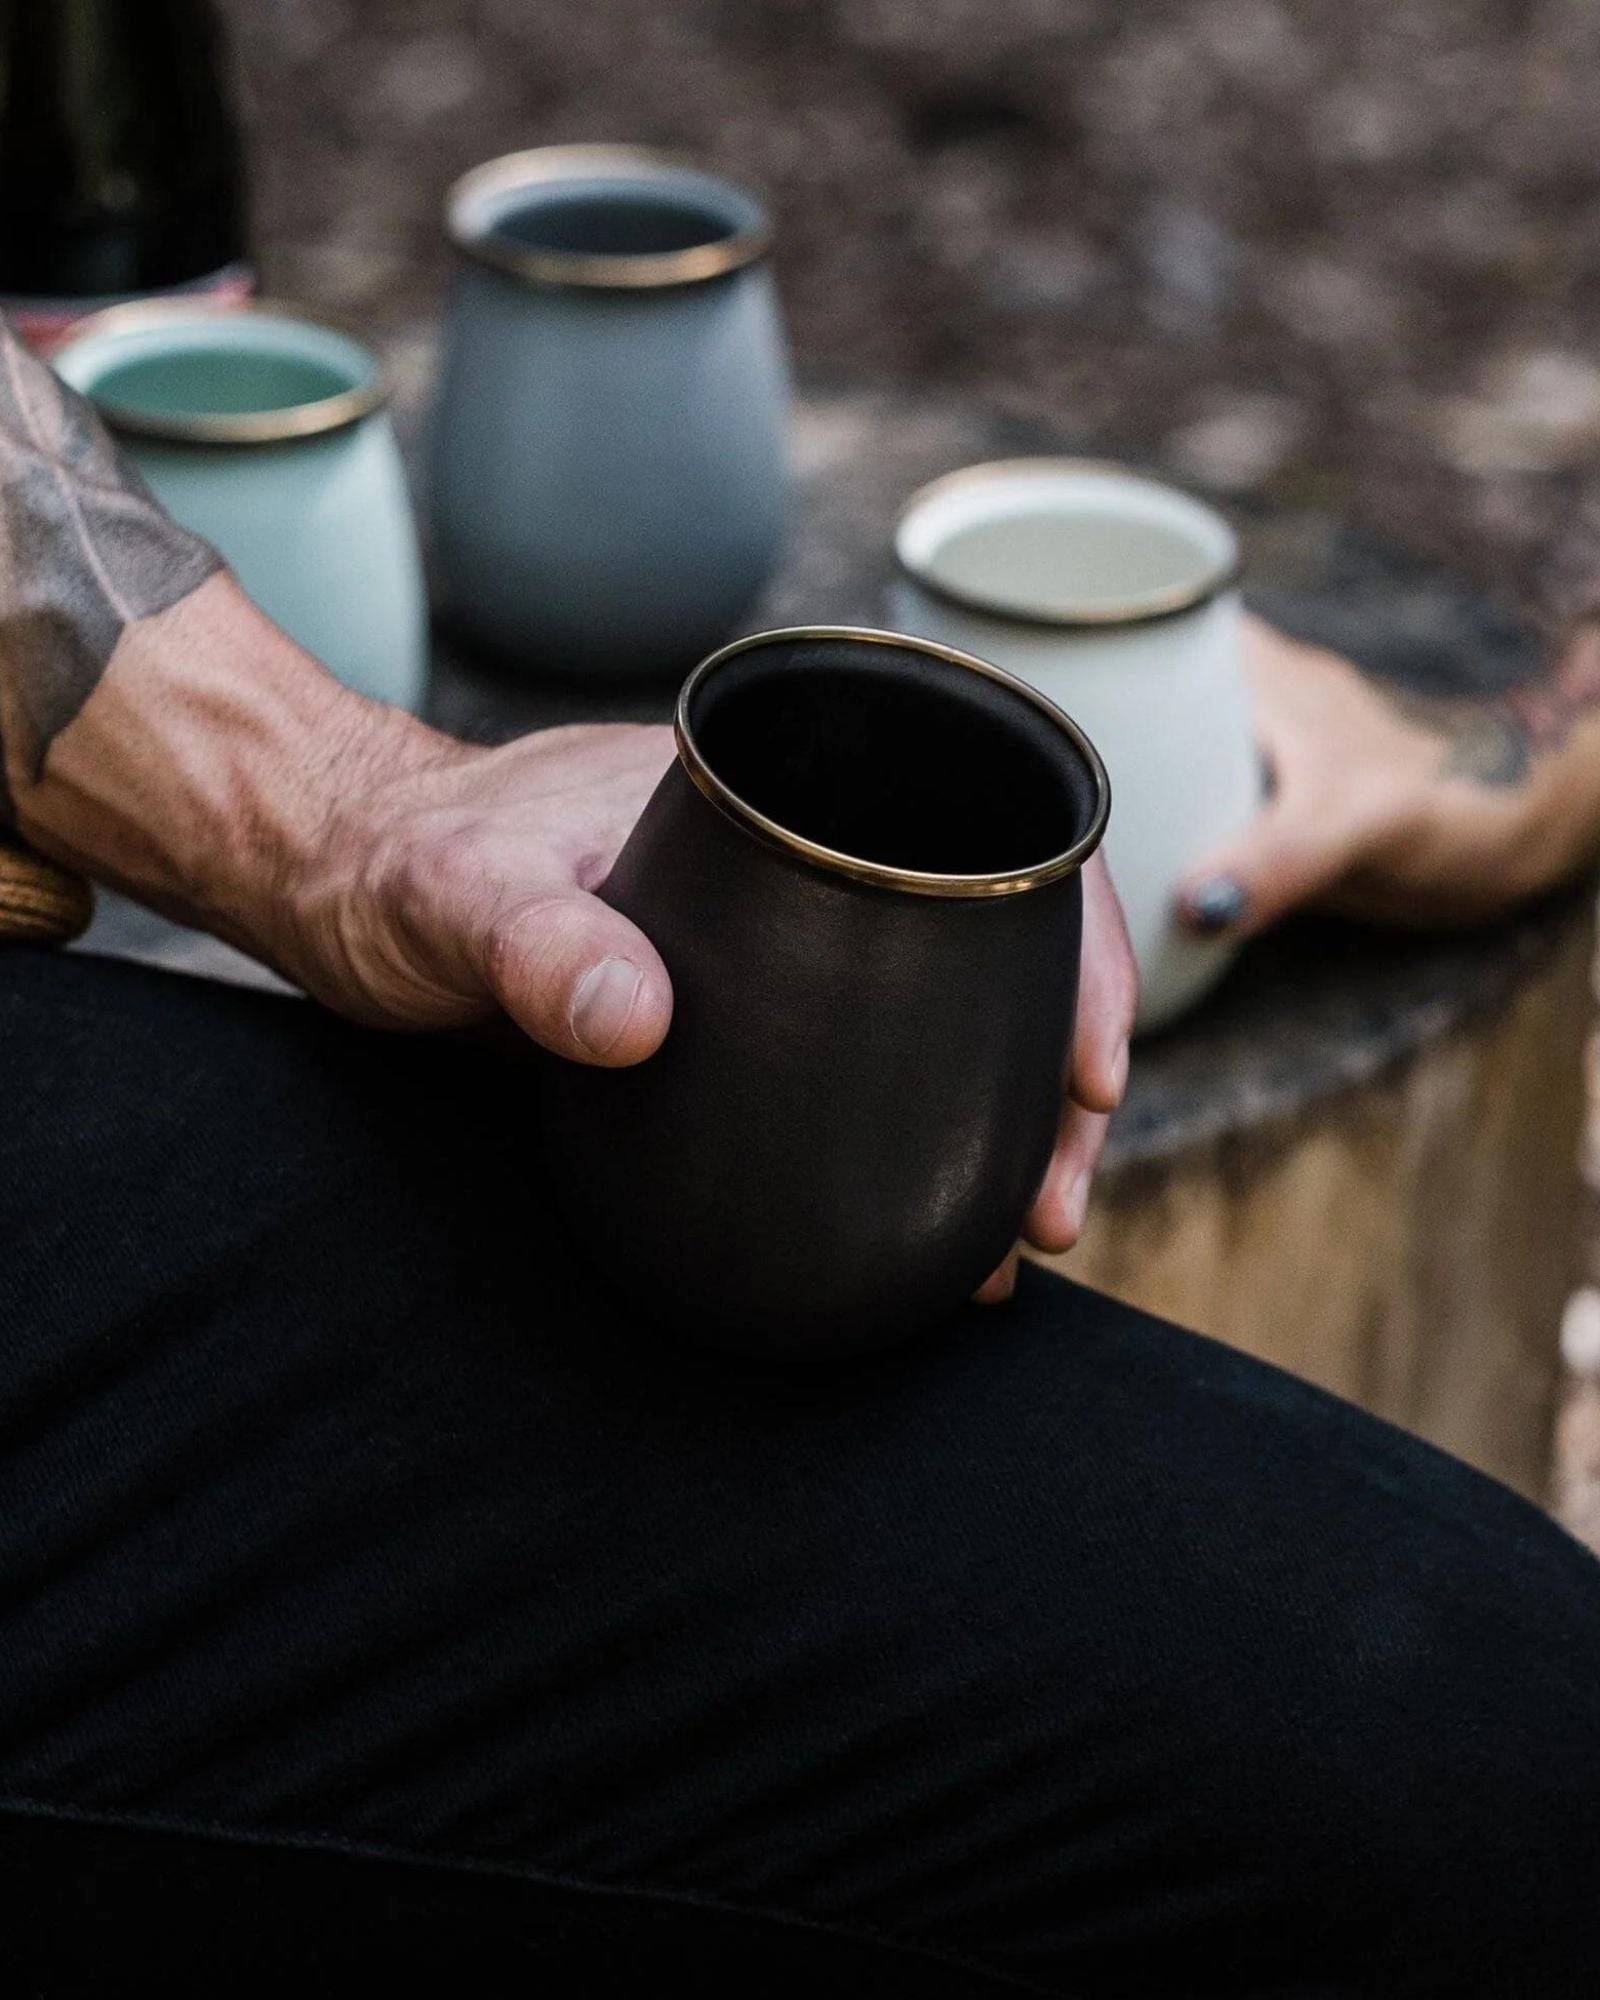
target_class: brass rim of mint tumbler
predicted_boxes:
[54,297,389,446]
[446,145,772,291]
[895,458,1244,630]
[675,625,1111,899]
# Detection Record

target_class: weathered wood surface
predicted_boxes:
[1047,903,1594,1500]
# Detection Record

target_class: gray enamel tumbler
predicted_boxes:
[431,146,791,679]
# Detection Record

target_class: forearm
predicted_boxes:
[1393,615,1600,911]
[1478,481,1600,892]
[14,575,422,955]
[0,315,227,823]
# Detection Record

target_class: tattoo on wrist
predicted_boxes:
[1387,638,1600,790]
[0,318,221,821]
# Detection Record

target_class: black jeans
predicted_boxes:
[3,946,1600,1997]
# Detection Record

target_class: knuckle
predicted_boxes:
[373,818,484,934]
[421,822,496,912]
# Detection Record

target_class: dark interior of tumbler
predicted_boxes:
[687,635,1100,878]
[494,183,742,257]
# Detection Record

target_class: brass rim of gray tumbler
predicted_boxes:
[53,297,389,446]
[675,626,1112,899]
[446,144,773,291]
[895,457,1245,631]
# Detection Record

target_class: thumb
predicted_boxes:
[480,889,673,1066]
[1177,796,1360,940]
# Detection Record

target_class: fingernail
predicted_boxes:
[1109,1039,1130,1106]
[571,957,644,1056]
[1186,876,1247,936]
[1066,1170,1091,1239]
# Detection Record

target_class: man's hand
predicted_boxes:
[1177,614,1600,938]
[284,716,678,1067]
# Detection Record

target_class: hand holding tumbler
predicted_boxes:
[540,627,1111,1357]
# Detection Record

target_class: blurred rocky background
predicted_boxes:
[215,0,1600,1538]
[218,0,1600,616]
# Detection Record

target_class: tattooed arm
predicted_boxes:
[0,331,221,819]
[1176,612,1600,937]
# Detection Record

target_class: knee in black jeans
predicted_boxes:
[2,950,1599,1997]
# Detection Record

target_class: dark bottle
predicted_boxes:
[0,0,250,352]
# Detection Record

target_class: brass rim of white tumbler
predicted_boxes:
[895,458,1245,630]
[446,145,773,291]
[53,297,388,446]
[675,625,1112,899]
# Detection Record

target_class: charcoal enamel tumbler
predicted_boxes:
[540,626,1111,1358]
[431,146,791,677]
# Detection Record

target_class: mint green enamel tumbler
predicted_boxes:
[53,300,427,713]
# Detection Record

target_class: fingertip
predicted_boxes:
[487,894,673,1067]
[973,1248,1020,1305]
[569,953,673,1066]
[1075,854,1138,1108]
[1025,1167,1091,1256]
[620,969,674,1064]
[592,910,674,1065]
[1028,1098,1108,1251]
[1072,1033,1129,1117]
[1182,874,1250,938]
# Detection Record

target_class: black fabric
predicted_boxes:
[3,945,1600,1997]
